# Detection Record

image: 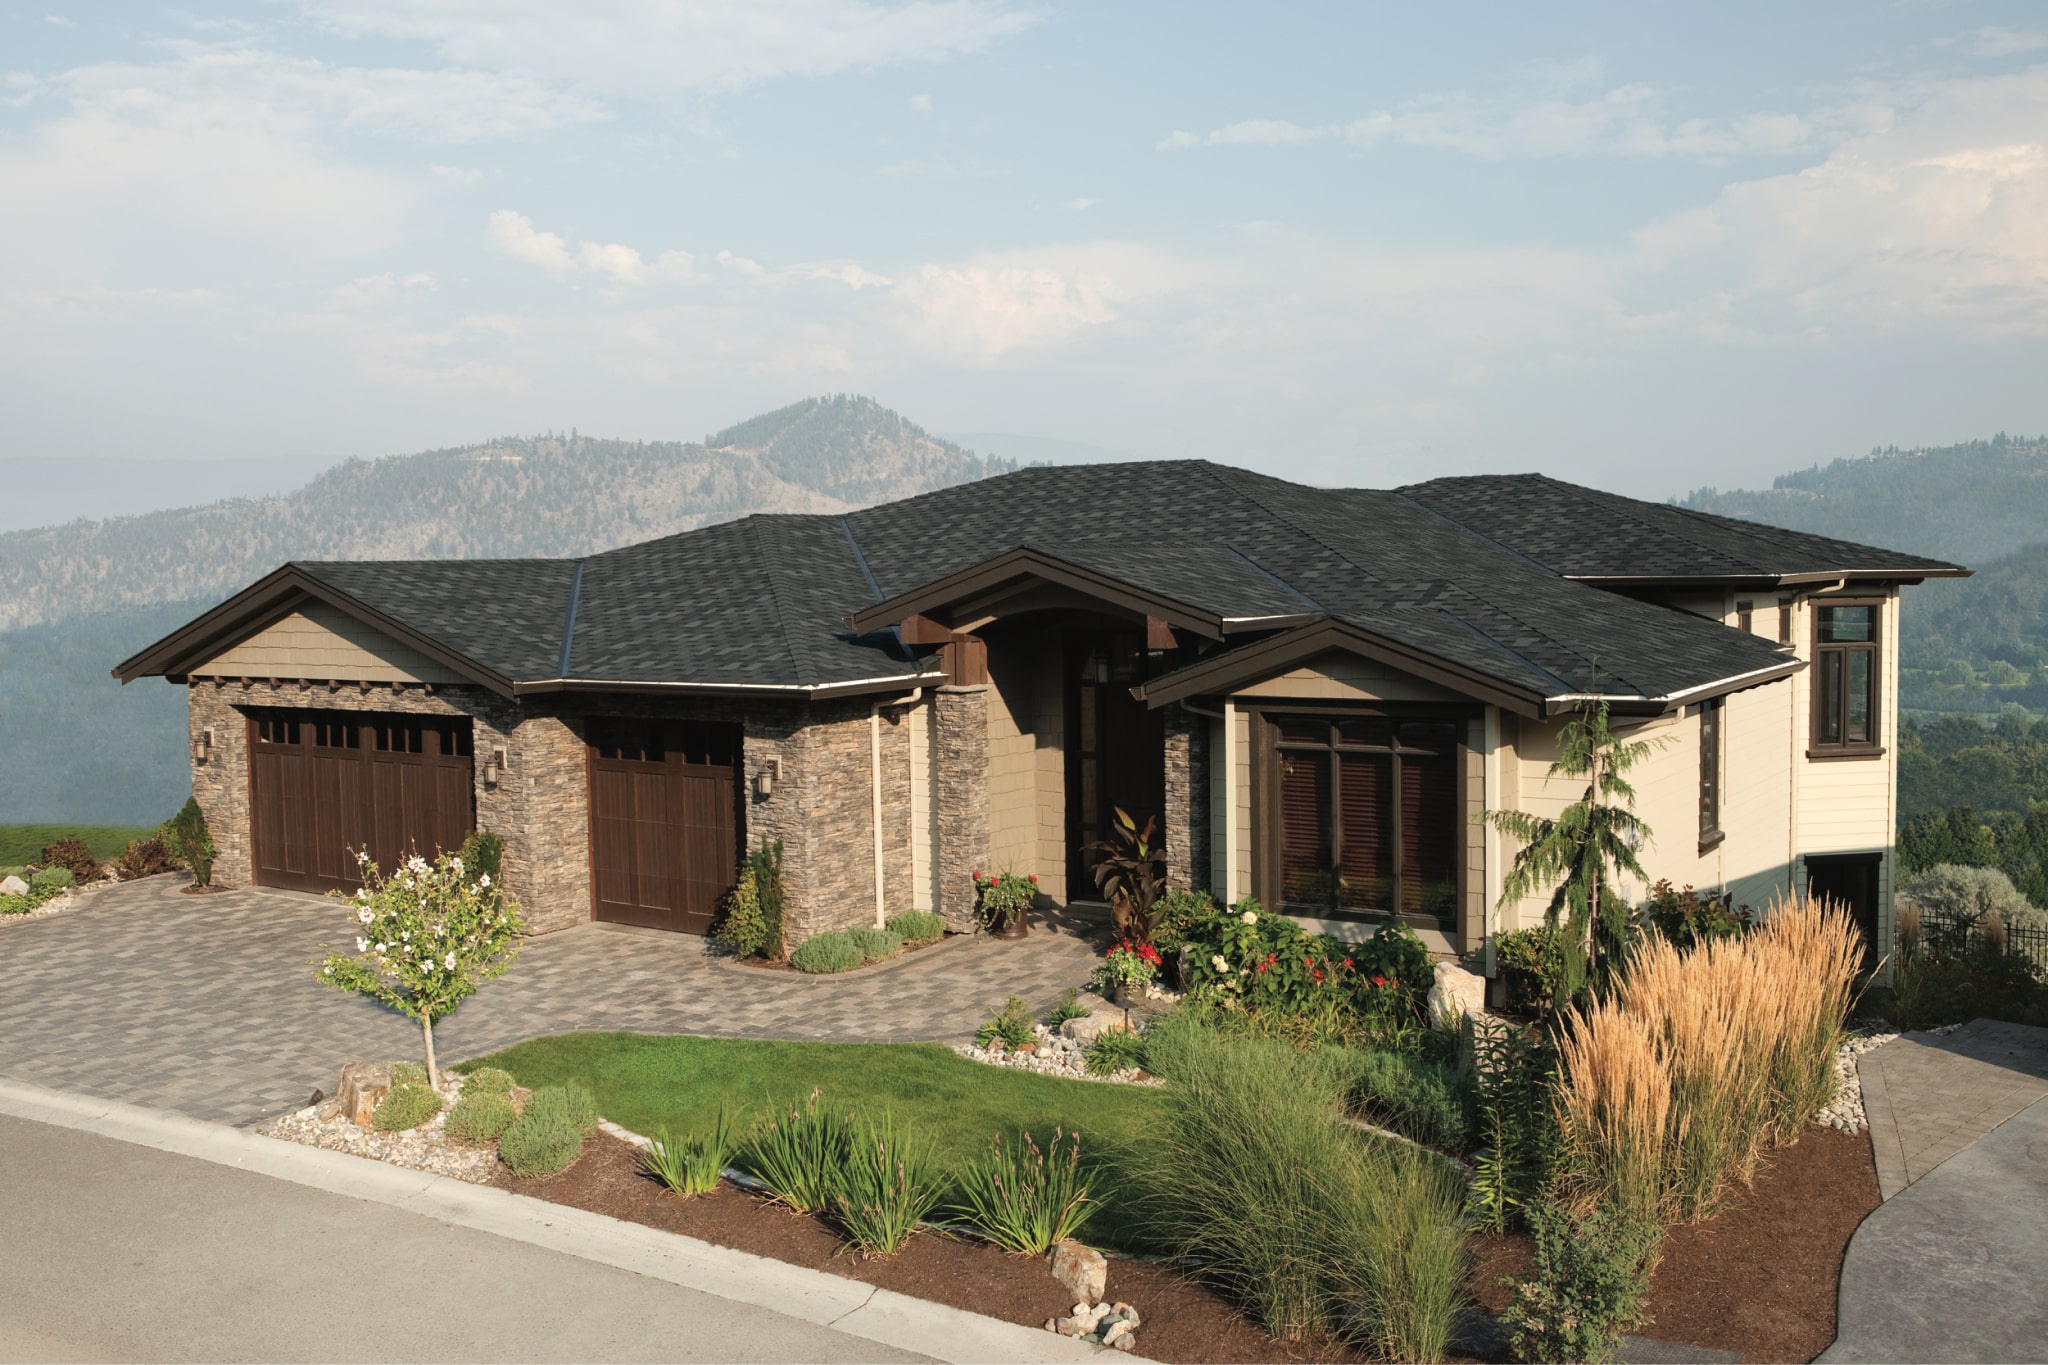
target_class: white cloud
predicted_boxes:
[300,0,1033,98]
[910,93,932,114]
[1951,28,2048,59]
[1064,197,1098,211]
[488,210,575,272]
[45,14,75,27]
[45,42,608,144]
[333,272,435,306]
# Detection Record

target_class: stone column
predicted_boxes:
[932,685,990,931]
[189,683,251,888]
[1162,704,1196,892]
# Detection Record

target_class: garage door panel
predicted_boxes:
[588,719,738,935]
[248,707,474,896]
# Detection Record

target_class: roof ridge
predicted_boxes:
[748,518,810,685]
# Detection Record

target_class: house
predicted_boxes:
[115,460,1965,974]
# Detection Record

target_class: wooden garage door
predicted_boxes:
[588,717,740,935]
[248,709,475,894]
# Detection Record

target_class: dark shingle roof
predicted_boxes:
[1399,473,1963,581]
[164,460,1961,704]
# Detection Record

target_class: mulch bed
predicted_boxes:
[495,1132,1360,1363]
[1469,1125,1882,1364]
[498,1125,1878,1364]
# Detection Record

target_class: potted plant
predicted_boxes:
[1093,938,1162,1006]
[974,869,1037,940]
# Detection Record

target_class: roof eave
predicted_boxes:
[1566,567,1969,588]
[846,547,1228,641]
[111,564,518,698]
[511,671,946,700]
[1134,618,1550,719]
[1542,655,1807,717]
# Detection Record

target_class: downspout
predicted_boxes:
[870,687,925,929]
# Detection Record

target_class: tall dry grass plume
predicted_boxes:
[1556,893,1863,1222]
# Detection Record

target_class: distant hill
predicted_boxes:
[1680,433,2048,565]
[0,454,339,533]
[0,395,1008,633]
[0,396,1010,822]
[1680,434,2048,721]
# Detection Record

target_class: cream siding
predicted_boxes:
[1230,650,1466,704]
[983,631,1067,899]
[908,695,938,912]
[193,602,463,684]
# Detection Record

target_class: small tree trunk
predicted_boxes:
[421,1014,439,1088]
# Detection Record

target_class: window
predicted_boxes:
[588,717,736,767]
[1265,712,1461,929]
[1812,602,1881,755]
[1777,596,1795,646]
[1736,600,1754,634]
[1698,699,1723,850]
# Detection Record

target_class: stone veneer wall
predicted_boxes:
[186,679,586,931]
[1162,704,1195,893]
[932,685,991,931]
[186,682,923,944]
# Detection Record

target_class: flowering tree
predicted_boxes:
[315,849,522,1084]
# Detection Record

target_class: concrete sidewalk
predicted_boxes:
[1819,1091,2048,1364]
[0,1078,1108,1365]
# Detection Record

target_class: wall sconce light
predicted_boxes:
[191,728,214,764]
[754,757,782,800]
[483,747,507,786]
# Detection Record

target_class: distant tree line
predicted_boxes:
[1900,713,2048,909]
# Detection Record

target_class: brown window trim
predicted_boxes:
[1809,597,1884,757]
[1244,700,1478,943]
[1698,828,1727,855]
[1698,697,1723,851]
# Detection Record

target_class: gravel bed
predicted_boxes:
[1817,1030,1900,1133]
[262,1073,500,1182]
[952,1022,1159,1086]
[0,888,92,927]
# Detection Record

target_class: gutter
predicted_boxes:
[511,671,947,699]
[1542,655,1805,716]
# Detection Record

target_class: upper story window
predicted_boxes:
[1698,698,1723,850]
[1812,602,1882,756]
[1736,600,1754,634]
[1777,595,1795,647]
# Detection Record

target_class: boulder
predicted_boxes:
[1051,1239,1108,1304]
[1060,1011,1129,1046]
[0,875,28,896]
[1427,961,1487,1030]
[336,1060,393,1127]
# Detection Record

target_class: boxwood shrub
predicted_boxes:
[499,1111,583,1178]
[847,926,903,962]
[445,1091,516,1147]
[526,1083,600,1138]
[886,910,945,945]
[29,867,75,891]
[372,1083,444,1132]
[461,1066,517,1099]
[791,931,863,974]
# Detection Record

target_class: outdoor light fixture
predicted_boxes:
[483,747,507,786]
[754,757,782,799]
[191,728,214,764]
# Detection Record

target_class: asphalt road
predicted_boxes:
[0,1112,925,1364]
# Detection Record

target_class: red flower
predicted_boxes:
[1313,970,1325,983]
[1256,959,1271,974]
[1343,958,1354,969]
[1371,974,1388,987]
[973,870,983,881]
[1029,874,1038,884]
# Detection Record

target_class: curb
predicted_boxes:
[0,1078,1112,1365]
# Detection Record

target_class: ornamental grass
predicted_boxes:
[1140,1017,1468,1360]
[1556,893,1863,1223]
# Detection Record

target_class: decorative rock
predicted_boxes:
[0,875,29,896]
[1052,1239,1108,1304]
[336,1060,393,1127]
[1050,1317,1084,1337]
[1102,1321,1133,1347]
[1427,961,1487,1029]
[1111,1336,1136,1352]
[1060,1011,1129,1046]
[1111,1302,1140,1328]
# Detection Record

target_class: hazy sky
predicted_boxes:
[6,2,2047,497]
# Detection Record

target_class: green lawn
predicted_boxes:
[465,1031,1169,1247]
[0,823,156,868]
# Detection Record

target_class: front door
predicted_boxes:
[1066,631,1165,898]
[1806,853,1883,969]
[587,717,741,934]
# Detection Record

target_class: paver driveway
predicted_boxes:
[0,875,1102,1127]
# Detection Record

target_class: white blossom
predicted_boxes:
[1240,910,1258,925]
[1211,954,1229,973]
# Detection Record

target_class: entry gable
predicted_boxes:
[191,600,465,685]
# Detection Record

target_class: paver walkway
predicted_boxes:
[0,875,1103,1127]
[1855,1018,2048,1199]
[1818,1090,2048,1363]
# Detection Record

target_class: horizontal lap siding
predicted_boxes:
[196,603,463,684]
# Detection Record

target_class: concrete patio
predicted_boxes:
[0,875,1102,1127]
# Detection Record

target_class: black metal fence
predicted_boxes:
[1912,909,2048,979]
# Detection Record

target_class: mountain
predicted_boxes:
[1680,433,2048,566]
[0,396,1007,634]
[1680,434,2048,721]
[0,396,1011,822]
